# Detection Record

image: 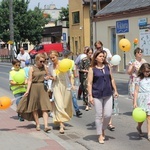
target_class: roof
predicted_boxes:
[95,0,150,16]
[83,0,97,2]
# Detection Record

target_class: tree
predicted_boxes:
[58,5,69,27]
[0,0,51,45]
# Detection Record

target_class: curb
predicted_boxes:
[0,89,74,150]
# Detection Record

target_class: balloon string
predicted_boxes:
[129,53,133,61]
[11,96,23,104]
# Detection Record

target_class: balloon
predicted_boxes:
[134,38,138,44]
[13,72,25,84]
[80,54,87,61]
[58,59,72,72]
[110,55,121,66]
[0,96,12,110]
[119,38,131,52]
[132,107,146,122]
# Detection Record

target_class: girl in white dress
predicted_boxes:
[133,63,150,140]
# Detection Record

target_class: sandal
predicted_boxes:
[59,126,64,134]
[36,125,41,131]
[107,124,115,131]
[44,126,51,132]
[148,135,150,141]
[98,135,105,144]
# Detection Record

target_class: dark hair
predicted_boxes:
[91,50,108,67]
[12,59,20,65]
[137,63,150,79]
[86,47,93,54]
[134,47,143,56]
[94,41,103,48]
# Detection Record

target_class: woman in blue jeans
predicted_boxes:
[88,50,118,144]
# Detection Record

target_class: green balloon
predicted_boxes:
[132,107,146,122]
[14,72,25,84]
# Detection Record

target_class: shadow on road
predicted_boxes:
[83,134,115,142]
[116,82,128,95]
[86,122,96,130]
[126,132,147,140]
[122,111,132,116]
[17,124,35,129]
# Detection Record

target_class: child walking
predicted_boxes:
[133,63,150,140]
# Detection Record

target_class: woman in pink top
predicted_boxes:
[127,47,147,99]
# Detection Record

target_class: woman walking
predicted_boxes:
[88,50,118,144]
[49,51,73,134]
[17,53,52,132]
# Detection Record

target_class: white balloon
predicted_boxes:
[79,54,87,61]
[110,55,121,66]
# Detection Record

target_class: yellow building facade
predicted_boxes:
[69,0,90,55]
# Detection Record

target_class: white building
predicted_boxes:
[94,0,150,71]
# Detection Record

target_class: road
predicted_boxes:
[0,63,149,150]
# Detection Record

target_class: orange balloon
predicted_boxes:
[0,96,12,110]
[134,38,138,44]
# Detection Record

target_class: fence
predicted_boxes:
[0,48,12,62]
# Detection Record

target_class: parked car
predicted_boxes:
[29,43,63,59]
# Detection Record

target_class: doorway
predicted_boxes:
[111,28,116,55]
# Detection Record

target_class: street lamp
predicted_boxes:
[9,0,14,59]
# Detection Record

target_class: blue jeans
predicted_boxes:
[14,93,24,105]
[72,91,79,112]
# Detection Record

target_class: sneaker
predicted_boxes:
[76,110,82,117]
[19,116,24,122]
[18,114,24,121]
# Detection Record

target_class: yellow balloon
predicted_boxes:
[58,59,72,72]
[119,38,131,52]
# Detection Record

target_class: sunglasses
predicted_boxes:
[40,60,45,63]
[137,51,143,54]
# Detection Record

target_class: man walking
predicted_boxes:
[17,47,30,68]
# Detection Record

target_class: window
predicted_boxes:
[34,45,44,51]
[23,43,28,50]
[72,11,80,24]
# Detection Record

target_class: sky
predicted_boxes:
[28,0,68,9]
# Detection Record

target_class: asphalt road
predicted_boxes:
[0,63,149,150]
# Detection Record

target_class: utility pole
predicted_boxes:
[9,0,14,59]
[90,0,93,48]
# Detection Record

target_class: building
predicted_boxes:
[69,0,111,54]
[94,0,150,71]
[41,4,69,49]
[42,4,61,21]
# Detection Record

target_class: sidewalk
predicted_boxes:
[0,89,73,150]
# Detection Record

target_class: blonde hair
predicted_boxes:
[35,53,46,61]
[49,50,59,57]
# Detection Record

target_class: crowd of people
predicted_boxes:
[9,42,150,144]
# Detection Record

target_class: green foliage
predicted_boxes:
[58,5,69,27]
[0,0,51,45]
